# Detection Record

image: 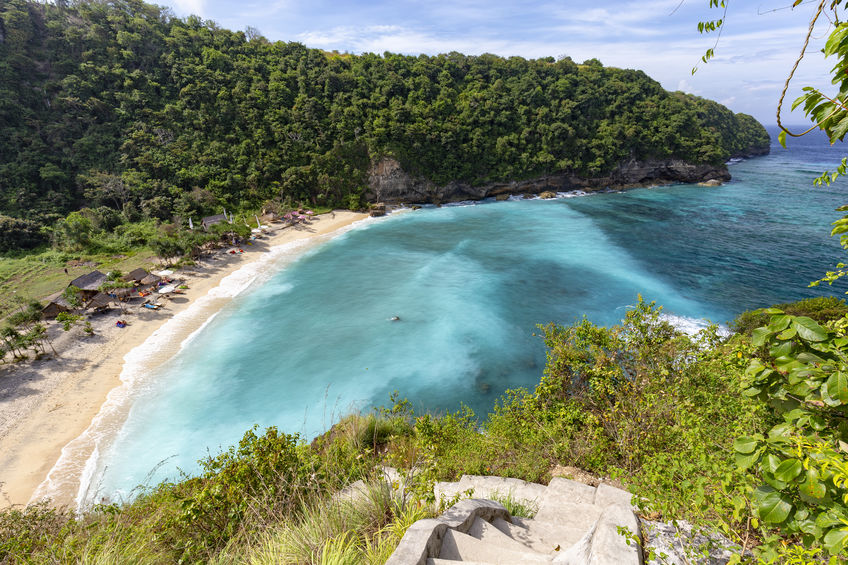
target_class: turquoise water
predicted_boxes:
[89,128,848,500]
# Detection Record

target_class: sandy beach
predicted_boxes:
[0,210,368,509]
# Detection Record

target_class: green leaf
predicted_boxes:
[824,372,848,404]
[777,326,797,340]
[767,315,791,332]
[816,512,843,529]
[778,130,787,148]
[752,327,772,347]
[773,458,803,483]
[799,469,827,501]
[734,450,760,470]
[823,527,848,555]
[796,352,827,364]
[832,113,848,142]
[733,436,759,454]
[762,453,781,473]
[791,317,828,342]
[752,485,793,524]
[771,340,794,359]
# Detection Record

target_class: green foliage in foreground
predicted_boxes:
[732,296,848,336]
[0,0,768,232]
[4,298,848,563]
[735,309,848,559]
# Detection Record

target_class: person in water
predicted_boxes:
[390,316,400,321]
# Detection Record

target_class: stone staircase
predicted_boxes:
[386,474,642,565]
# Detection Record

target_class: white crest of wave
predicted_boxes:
[660,313,729,337]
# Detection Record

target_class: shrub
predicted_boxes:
[0,214,47,253]
[733,309,848,559]
[0,502,73,562]
[732,296,848,335]
[170,426,321,559]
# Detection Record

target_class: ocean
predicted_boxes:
[71,126,848,503]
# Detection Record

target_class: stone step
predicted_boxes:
[466,517,538,554]
[439,529,552,564]
[544,476,597,505]
[593,482,635,509]
[435,475,548,507]
[585,504,641,565]
[491,517,555,554]
[530,502,604,545]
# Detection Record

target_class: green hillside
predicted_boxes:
[1,0,767,239]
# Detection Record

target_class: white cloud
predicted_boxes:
[171,0,207,17]
[677,79,699,94]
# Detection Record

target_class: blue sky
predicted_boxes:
[156,0,833,126]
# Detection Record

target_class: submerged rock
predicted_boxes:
[697,179,723,187]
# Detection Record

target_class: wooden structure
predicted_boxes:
[42,292,73,318]
[124,268,148,283]
[69,270,107,300]
[201,214,227,229]
[87,292,113,311]
[139,273,162,286]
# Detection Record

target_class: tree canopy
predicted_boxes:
[0,0,768,232]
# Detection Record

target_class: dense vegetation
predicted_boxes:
[2,297,846,563]
[0,0,768,241]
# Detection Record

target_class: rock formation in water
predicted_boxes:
[367,156,736,204]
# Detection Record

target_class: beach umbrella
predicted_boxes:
[158,284,177,294]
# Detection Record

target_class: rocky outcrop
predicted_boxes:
[367,157,733,205]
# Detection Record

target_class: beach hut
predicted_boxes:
[201,214,227,230]
[69,270,108,300]
[124,268,148,283]
[87,292,113,311]
[110,287,135,300]
[41,292,73,318]
[139,273,162,287]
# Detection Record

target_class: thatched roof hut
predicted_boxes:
[42,292,73,318]
[87,292,113,310]
[124,268,148,283]
[139,273,161,286]
[202,214,227,229]
[69,270,107,296]
[109,287,136,300]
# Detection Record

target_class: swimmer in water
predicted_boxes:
[390,316,400,321]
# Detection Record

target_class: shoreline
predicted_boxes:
[0,210,368,509]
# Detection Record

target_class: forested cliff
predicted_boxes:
[1,0,769,233]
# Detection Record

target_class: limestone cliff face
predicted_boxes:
[366,157,733,204]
